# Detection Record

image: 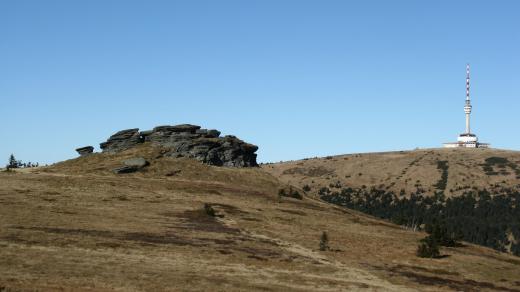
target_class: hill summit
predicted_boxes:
[264,148,520,256]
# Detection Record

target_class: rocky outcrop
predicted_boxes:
[100,124,258,167]
[75,146,94,156]
[100,129,142,153]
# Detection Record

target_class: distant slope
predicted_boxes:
[264,148,520,198]
[264,148,520,256]
[1,145,520,291]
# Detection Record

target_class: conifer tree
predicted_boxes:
[8,154,18,168]
[319,231,330,251]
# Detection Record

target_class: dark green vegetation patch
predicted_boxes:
[433,160,449,191]
[481,156,520,177]
[321,187,520,256]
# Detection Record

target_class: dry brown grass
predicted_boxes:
[264,148,520,197]
[1,145,520,291]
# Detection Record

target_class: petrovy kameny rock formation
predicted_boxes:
[99,124,258,167]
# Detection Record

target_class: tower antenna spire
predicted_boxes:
[466,63,470,101]
[464,63,472,134]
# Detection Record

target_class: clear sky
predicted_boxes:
[1,1,519,165]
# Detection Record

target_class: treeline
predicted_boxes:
[319,187,520,256]
[5,154,39,170]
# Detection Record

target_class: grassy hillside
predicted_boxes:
[1,145,520,291]
[264,148,520,256]
[263,148,520,198]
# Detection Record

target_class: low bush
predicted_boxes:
[278,187,303,200]
[417,236,440,258]
[204,203,216,217]
[319,231,330,251]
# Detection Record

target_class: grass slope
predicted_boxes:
[1,145,520,291]
[264,148,520,198]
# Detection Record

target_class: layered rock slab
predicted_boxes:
[75,146,94,156]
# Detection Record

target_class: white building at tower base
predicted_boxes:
[443,134,489,148]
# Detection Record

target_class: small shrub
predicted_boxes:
[278,187,303,200]
[302,185,311,192]
[318,187,331,196]
[417,236,440,258]
[319,231,330,251]
[289,189,303,200]
[204,203,216,217]
[329,181,342,188]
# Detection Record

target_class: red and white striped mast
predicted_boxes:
[464,64,472,134]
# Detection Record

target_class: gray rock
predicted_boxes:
[153,124,201,133]
[140,130,154,142]
[169,153,184,158]
[170,124,201,133]
[123,157,149,168]
[206,129,221,138]
[111,128,140,138]
[75,146,94,156]
[196,129,221,138]
[113,165,140,174]
[165,135,257,167]
[97,124,258,167]
[153,125,177,132]
[113,157,148,174]
[100,128,142,153]
[140,130,153,136]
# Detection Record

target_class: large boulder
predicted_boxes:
[123,157,149,168]
[113,157,149,174]
[75,146,94,156]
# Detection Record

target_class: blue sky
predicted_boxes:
[1,1,519,164]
